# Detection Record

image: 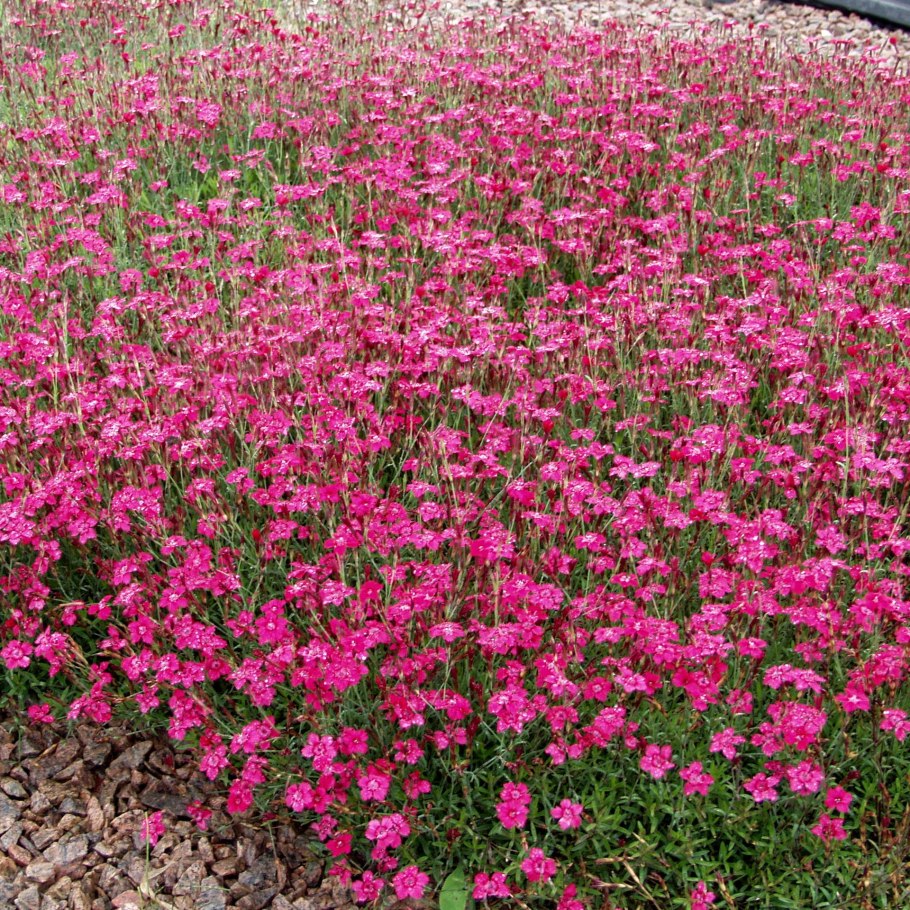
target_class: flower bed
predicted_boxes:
[1,1,909,907]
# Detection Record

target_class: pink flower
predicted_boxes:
[186,801,212,832]
[1,640,32,670]
[785,760,824,795]
[365,813,410,852]
[358,766,391,802]
[226,779,253,814]
[743,772,779,804]
[557,884,585,910]
[811,813,848,843]
[392,866,430,900]
[496,781,531,830]
[824,786,853,813]
[393,739,423,765]
[326,832,352,857]
[27,703,54,724]
[403,772,431,799]
[679,761,714,797]
[709,727,745,761]
[302,733,338,772]
[640,743,675,779]
[521,848,557,884]
[690,881,716,909]
[500,782,530,804]
[835,684,870,714]
[551,799,584,830]
[351,871,385,903]
[472,872,512,900]
[881,708,910,742]
[496,799,529,830]
[196,101,222,128]
[140,811,166,847]
[338,727,369,755]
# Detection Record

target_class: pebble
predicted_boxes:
[237,887,279,910]
[29,828,58,852]
[14,885,40,910]
[108,742,152,773]
[44,876,73,901]
[82,741,112,768]
[173,860,207,896]
[24,861,56,884]
[7,843,33,866]
[239,855,277,890]
[0,822,24,851]
[1,778,28,799]
[0,793,21,834]
[197,877,228,910]
[43,834,89,866]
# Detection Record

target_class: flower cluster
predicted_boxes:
[1,0,909,906]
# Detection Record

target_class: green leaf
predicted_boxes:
[439,867,469,910]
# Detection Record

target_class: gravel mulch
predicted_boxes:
[284,0,910,67]
[0,721,357,910]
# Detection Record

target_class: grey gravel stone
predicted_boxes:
[108,742,152,772]
[16,736,43,760]
[173,860,207,896]
[14,885,41,910]
[30,828,59,851]
[236,887,279,910]
[43,834,89,866]
[82,741,112,767]
[1,778,28,799]
[25,860,56,883]
[239,855,277,890]
[197,877,228,910]
[0,821,24,851]
[29,741,81,784]
[0,793,21,834]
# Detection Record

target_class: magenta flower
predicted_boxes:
[496,798,529,830]
[835,684,871,714]
[811,814,848,843]
[140,811,166,848]
[473,872,512,900]
[743,773,780,804]
[4,7,910,904]
[690,881,716,909]
[351,871,384,904]
[358,767,391,802]
[881,708,910,742]
[1,640,32,670]
[785,760,824,796]
[824,786,853,813]
[679,761,715,797]
[521,848,557,884]
[392,865,430,900]
[26,703,54,724]
[186,801,212,832]
[496,780,531,830]
[640,743,675,779]
[226,779,253,815]
[551,799,584,830]
[195,100,222,128]
[557,884,585,910]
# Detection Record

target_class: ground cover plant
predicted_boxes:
[1,0,910,906]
